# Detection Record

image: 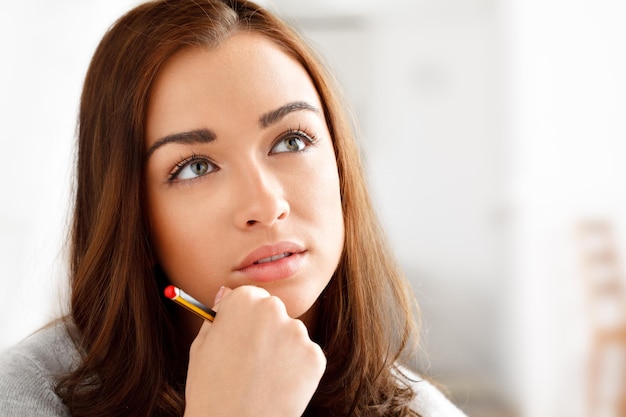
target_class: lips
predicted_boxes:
[235,242,306,282]
[254,252,292,264]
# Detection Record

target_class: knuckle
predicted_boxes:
[262,295,287,315]
[288,320,326,368]
[291,318,309,337]
[306,342,327,371]
[235,285,270,301]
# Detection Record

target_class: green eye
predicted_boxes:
[169,155,217,182]
[188,161,209,176]
[271,130,314,154]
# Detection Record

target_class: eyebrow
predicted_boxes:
[259,101,320,127]
[145,129,216,159]
[145,101,320,158]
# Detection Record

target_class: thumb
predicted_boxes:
[211,286,232,312]
[194,286,232,338]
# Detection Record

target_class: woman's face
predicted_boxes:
[144,33,344,327]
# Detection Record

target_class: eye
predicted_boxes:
[168,155,217,182]
[270,130,316,154]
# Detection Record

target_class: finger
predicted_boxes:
[212,286,232,308]
[214,285,271,311]
[210,287,233,318]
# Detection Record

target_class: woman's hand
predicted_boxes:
[184,285,326,417]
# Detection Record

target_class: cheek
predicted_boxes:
[147,192,233,308]
[147,191,225,281]
[294,151,344,246]
[149,196,189,259]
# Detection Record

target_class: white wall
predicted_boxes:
[0,0,142,348]
[505,0,626,416]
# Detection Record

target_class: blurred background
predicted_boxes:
[2,0,626,416]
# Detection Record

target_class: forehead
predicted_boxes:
[145,33,323,142]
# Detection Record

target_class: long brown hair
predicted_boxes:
[60,0,421,416]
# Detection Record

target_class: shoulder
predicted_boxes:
[0,319,79,417]
[396,367,468,417]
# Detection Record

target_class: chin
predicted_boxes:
[287,292,324,329]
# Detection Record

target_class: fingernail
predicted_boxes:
[214,286,226,305]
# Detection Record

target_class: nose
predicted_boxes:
[232,164,290,229]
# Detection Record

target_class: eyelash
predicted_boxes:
[272,126,319,154]
[166,127,320,184]
[167,152,215,183]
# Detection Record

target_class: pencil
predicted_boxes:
[164,285,216,322]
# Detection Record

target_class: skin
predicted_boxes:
[144,33,344,416]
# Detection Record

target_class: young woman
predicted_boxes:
[0,1,466,416]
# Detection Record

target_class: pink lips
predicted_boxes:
[235,242,306,283]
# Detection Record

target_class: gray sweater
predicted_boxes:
[0,321,466,416]
[0,322,76,416]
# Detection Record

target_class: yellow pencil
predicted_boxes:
[164,285,216,322]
